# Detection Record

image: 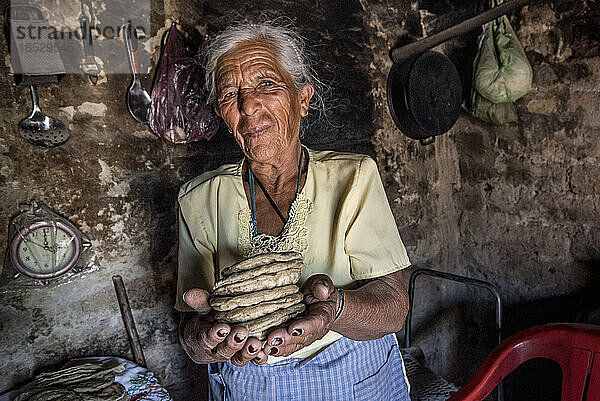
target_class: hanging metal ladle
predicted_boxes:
[18,85,69,148]
[123,22,150,123]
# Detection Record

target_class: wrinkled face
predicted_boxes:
[215,40,313,163]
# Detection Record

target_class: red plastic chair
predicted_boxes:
[447,323,600,401]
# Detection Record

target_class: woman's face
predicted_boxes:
[215,40,313,164]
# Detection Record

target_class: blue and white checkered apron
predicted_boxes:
[207,333,411,401]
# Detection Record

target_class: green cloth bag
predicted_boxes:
[470,86,518,125]
[474,11,532,103]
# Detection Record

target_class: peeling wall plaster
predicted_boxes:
[0,0,598,398]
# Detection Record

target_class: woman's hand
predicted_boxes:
[261,269,410,360]
[262,274,339,360]
[180,288,268,366]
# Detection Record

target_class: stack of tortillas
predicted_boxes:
[210,252,305,341]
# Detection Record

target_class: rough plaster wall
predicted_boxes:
[0,0,222,397]
[1,0,598,398]
[0,0,376,398]
[360,0,600,389]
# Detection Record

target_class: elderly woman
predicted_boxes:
[176,21,412,400]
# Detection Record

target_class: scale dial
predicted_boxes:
[10,221,82,279]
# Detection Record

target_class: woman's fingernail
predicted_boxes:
[268,347,279,356]
[252,357,262,364]
[182,291,189,302]
[217,329,229,338]
[248,344,257,353]
[291,328,303,337]
[234,333,246,343]
[271,337,283,346]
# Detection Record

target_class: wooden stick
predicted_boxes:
[391,0,530,64]
[112,275,147,368]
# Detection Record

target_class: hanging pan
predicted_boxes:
[387,51,462,145]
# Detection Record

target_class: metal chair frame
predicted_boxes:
[403,268,503,400]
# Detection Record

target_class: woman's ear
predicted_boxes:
[298,84,314,117]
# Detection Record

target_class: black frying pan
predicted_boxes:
[387,51,462,145]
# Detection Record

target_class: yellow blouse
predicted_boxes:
[176,147,411,361]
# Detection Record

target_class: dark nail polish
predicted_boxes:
[234,333,246,343]
[252,357,262,364]
[291,329,303,337]
[271,337,283,346]
[217,329,229,338]
[248,344,257,353]
[268,347,279,356]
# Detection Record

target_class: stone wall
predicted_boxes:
[360,0,600,390]
[0,0,598,399]
[0,0,377,397]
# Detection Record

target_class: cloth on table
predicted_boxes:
[400,347,458,401]
[208,333,411,401]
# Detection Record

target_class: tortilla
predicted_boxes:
[212,269,301,296]
[242,303,306,334]
[221,252,302,277]
[214,260,303,290]
[216,293,304,323]
[210,285,300,311]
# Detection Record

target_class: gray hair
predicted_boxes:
[203,20,325,114]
